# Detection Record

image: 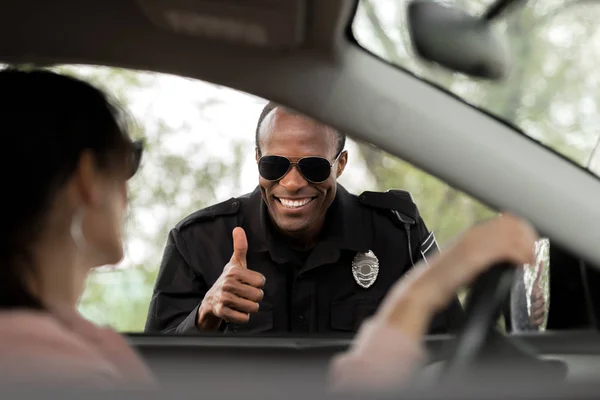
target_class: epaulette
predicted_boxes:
[175,197,241,231]
[358,189,419,224]
[359,189,421,267]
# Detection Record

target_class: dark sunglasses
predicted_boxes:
[127,139,144,180]
[257,151,344,183]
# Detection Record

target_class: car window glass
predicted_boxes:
[29,64,550,335]
[352,0,600,178]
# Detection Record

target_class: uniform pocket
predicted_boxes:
[225,310,274,335]
[330,297,381,332]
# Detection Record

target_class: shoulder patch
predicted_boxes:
[385,189,415,204]
[420,231,440,265]
[175,197,241,231]
[359,189,418,223]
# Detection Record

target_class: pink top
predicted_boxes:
[0,308,422,391]
[0,306,155,389]
[329,318,426,392]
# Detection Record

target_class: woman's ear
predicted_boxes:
[73,150,102,207]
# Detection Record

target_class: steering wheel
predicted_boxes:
[443,263,517,377]
[439,262,567,386]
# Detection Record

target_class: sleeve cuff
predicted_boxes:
[175,304,202,334]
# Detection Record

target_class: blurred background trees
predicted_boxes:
[352,0,600,246]
[38,0,599,332]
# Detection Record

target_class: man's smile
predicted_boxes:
[274,196,316,210]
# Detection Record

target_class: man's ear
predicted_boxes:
[336,150,348,178]
[255,147,260,162]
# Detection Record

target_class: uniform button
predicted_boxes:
[232,201,239,207]
[297,316,305,323]
[232,325,239,332]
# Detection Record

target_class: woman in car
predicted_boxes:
[0,67,154,387]
[0,67,538,390]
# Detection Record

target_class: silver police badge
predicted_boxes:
[352,250,379,289]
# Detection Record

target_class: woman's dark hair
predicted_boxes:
[0,67,136,310]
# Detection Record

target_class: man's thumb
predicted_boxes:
[231,227,248,268]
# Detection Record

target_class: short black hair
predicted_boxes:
[0,67,135,310]
[255,102,346,156]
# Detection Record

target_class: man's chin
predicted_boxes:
[275,220,310,235]
[269,213,310,233]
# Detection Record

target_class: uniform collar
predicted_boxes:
[242,184,372,265]
[321,184,372,253]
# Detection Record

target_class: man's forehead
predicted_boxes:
[259,107,337,150]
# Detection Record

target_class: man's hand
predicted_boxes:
[196,227,266,331]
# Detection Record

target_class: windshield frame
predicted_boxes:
[345,0,600,184]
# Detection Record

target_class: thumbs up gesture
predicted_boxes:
[196,227,266,331]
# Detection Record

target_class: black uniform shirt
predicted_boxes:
[145,184,464,335]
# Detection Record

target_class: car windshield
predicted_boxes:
[352,0,600,176]
[14,64,501,334]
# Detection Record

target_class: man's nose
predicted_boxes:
[279,165,308,191]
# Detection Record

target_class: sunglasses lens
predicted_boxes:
[258,156,291,181]
[298,157,331,182]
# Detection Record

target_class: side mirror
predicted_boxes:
[406,0,510,80]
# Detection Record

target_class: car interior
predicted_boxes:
[4,0,600,398]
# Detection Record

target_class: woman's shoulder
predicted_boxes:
[0,309,155,387]
[0,309,119,381]
[0,309,77,346]
[0,309,102,356]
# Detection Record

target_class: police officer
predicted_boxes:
[145,102,464,335]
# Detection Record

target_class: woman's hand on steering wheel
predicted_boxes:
[374,213,539,342]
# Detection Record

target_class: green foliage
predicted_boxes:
[57,0,597,333]
[358,144,496,247]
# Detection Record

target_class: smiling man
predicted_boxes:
[144,102,464,335]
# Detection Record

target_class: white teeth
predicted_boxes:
[279,198,312,208]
